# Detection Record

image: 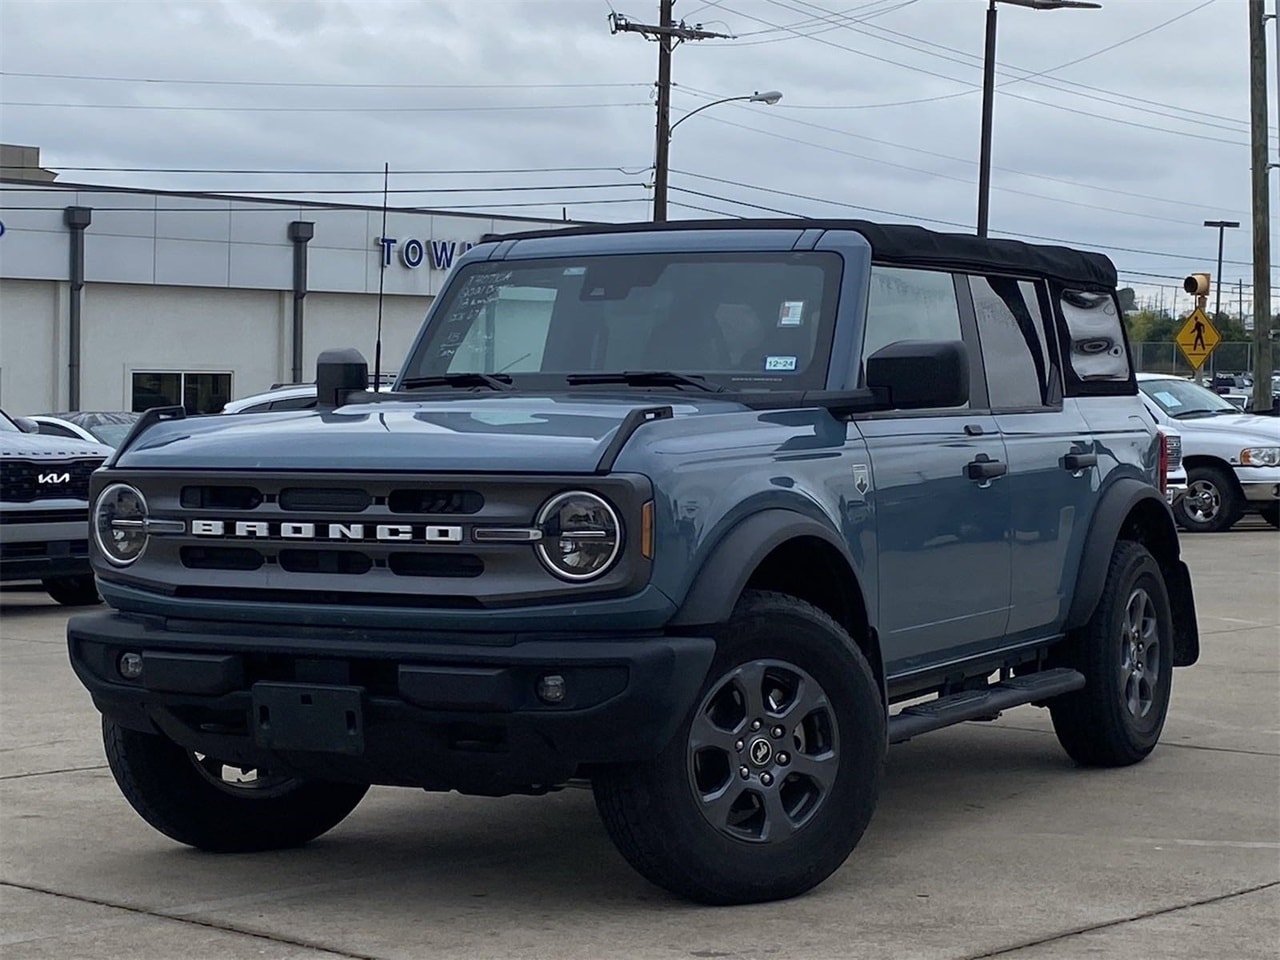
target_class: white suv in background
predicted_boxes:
[1138,373,1280,532]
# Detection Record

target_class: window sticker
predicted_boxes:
[765,355,798,372]
[778,300,805,327]
[1154,391,1182,408]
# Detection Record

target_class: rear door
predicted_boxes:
[963,274,1095,641]
[851,266,1011,675]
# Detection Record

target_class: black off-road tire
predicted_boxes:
[592,590,885,905]
[104,719,368,852]
[1174,464,1243,533]
[1049,541,1173,767]
[1259,503,1279,530]
[42,574,100,606]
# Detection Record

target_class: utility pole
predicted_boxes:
[1249,0,1272,413]
[610,2,731,222]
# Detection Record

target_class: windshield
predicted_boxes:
[1140,378,1238,418]
[89,422,138,446]
[400,252,842,392]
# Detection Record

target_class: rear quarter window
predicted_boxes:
[1055,287,1134,394]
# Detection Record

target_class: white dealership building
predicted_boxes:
[0,149,570,416]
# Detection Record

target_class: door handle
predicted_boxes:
[1062,452,1097,471]
[966,455,1007,481]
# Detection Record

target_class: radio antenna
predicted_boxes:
[374,161,389,392]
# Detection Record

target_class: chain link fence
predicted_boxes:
[1131,341,1257,377]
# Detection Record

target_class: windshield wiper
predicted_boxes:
[1171,409,1216,419]
[399,373,514,391]
[564,371,725,393]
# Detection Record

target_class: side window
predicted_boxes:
[267,396,318,411]
[863,266,962,360]
[37,422,78,438]
[968,276,1057,409]
[1058,288,1130,383]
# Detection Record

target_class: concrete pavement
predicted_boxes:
[2,528,1276,959]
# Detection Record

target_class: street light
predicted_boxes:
[654,90,782,222]
[976,0,1101,238]
[1203,220,1240,322]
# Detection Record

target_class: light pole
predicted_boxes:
[977,0,1101,238]
[654,90,782,221]
[1204,220,1240,323]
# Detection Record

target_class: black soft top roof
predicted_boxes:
[484,218,1117,289]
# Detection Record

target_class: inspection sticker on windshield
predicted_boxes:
[765,355,797,372]
[778,301,805,326]
[1154,391,1182,408]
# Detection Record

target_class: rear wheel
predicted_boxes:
[104,719,368,852]
[1049,541,1173,767]
[42,574,100,606]
[1174,464,1242,533]
[592,591,884,905]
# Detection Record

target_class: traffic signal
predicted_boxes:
[1183,273,1211,297]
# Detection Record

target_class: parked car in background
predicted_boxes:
[220,374,398,414]
[1,408,111,605]
[1161,424,1187,505]
[30,411,141,448]
[1138,373,1280,531]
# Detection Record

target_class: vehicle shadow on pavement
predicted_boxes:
[56,723,1091,917]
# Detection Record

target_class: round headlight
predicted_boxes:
[535,491,622,581]
[94,483,149,565]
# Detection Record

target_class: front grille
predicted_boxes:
[0,508,88,525]
[279,488,371,512]
[1166,434,1183,471]
[172,585,484,609]
[389,489,483,514]
[0,540,89,560]
[1,459,102,503]
[181,546,264,571]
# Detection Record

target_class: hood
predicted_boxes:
[1169,412,1280,443]
[114,395,747,473]
[0,432,112,460]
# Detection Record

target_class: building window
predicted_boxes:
[132,372,232,414]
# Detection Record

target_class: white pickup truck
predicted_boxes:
[1138,373,1280,532]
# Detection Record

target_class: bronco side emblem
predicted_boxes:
[852,464,870,496]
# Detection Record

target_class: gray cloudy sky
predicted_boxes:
[0,0,1273,309]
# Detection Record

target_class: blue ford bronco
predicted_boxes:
[69,220,1198,904]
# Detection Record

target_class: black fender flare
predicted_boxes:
[667,508,886,710]
[1066,478,1199,667]
[669,509,861,628]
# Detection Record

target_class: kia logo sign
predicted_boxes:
[38,472,71,484]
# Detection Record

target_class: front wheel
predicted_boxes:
[1049,541,1173,767]
[104,719,368,852]
[1174,464,1243,532]
[1259,502,1279,530]
[42,574,100,606]
[592,591,885,905]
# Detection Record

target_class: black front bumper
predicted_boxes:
[67,611,715,795]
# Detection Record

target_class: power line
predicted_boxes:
[674,84,1255,219]
[705,0,1250,147]
[40,165,651,176]
[0,100,650,114]
[666,169,1274,268]
[0,70,649,90]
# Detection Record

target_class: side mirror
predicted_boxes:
[316,348,369,409]
[866,340,968,410]
[13,416,40,434]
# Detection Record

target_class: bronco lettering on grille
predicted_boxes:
[188,520,464,543]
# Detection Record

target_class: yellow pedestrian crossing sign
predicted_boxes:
[1175,308,1220,370]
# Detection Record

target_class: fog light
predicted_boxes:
[118,652,143,680]
[536,674,566,704]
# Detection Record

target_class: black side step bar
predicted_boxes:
[887,667,1085,744]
